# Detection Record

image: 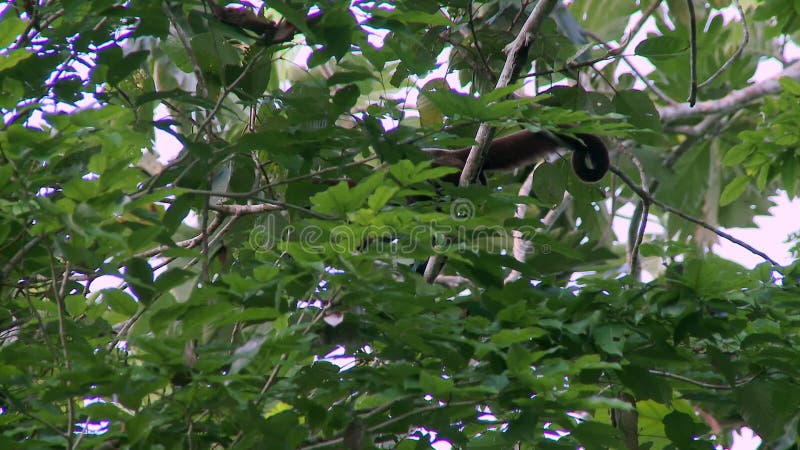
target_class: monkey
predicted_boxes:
[206,0,321,45]
[308,129,609,191]
[202,3,609,184]
[422,129,609,185]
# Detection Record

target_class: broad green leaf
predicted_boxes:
[593,323,626,356]
[720,175,750,206]
[154,268,196,292]
[722,143,753,166]
[779,76,800,96]
[103,289,140,317]
[125,258,156,306]
[635,36,689,58]
[612,90,661,131]
[419,370,454,397]
[491,327,547,347]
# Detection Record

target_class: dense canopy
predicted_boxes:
[2,1,800,449]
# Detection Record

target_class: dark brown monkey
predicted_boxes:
[206,0,321,44]
[423,129,609,184]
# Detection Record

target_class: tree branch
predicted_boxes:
[610,165,781,267]
[458,0,558,186]
[163,4,208,99]
[521,0,663,79]
[686,0,698,106]
[425,0,558,283]
[659,61,800,124]
[697,0,749,90]
[649,369,758,389]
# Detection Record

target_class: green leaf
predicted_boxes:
[570,421,623,448]
[190,32,239,74]
[735,381,800,441]
[781,155,797,194]
[236,55,272,101]
[779,76,800,96]
[125,258,156,306]
[373,9,452,26]
[720,175,750,206]
[63,178,100,201]
[612,90,661,131]
[593,323,626,356]
[663,410,705,447]
[218,307,279,324]
[332,83,360,113]
[65,294,86,316]
[617,365,672,404]
[418,79,447,128]
[635,36,689,59]
[327,70,374,85]
[154,268,196,292]
[367,185,399,210]
[419,371,454,397]
[491,327,547,347]
[0,15,28,51]
[103,289,140,317]
[722,143,754,166]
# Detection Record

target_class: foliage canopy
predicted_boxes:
[2,1,800,449]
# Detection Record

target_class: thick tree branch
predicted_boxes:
[425,0,558,283]
[659,61,800,124]
[458,0,558,186]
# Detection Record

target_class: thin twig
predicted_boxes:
[259,155,379,190]
[664,114,722,136]
[201,174,212,282]
[0,388,67,438]
[13,7,66,49]
[581,27,677,105]
[109,308,146,351]
[50,257,74,448]
[110,213,231,350]
[230,304,329,447]
[1,236,42,282]
[649,369,758,389]
[697,0,749,89]
[136,214,224,258]
[23,289,57,358]
[216,197,333,219]
[624,151,650,279]
[520,0,663,79]
[298,401,478,450]
[623,53,679,103]
[610,165,781,268]
[166,187,335,219]
[195,48,267,140]
[209,202,285,215]
[181,215,241,274]
[163,4,208,98]
[686,0,698,106]
[621,0,664,51]
[12,9,38,49]
[466,0,495,84]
